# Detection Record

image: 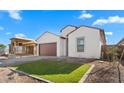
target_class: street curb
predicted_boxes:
[79,64,95,83]
[9,68,53,83]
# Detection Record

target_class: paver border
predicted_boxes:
[79,64,95,83]
[9,68,53,83]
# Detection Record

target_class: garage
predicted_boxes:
[39,43,57,56]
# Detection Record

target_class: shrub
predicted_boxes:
[0,44,6,48]
[104,45,122,62]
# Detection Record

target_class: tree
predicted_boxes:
[0,44,6,48]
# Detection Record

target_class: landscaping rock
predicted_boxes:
[0,68,44,83]
[84,61,120,83]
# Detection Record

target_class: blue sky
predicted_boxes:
[0,10,124,45]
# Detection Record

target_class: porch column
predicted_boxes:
[13,41,16,54]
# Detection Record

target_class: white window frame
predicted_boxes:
[76,37,85,52]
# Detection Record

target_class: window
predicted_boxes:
[77,38,84,52]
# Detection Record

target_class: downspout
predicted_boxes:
[39,44,40,56]
[66,35,69,56]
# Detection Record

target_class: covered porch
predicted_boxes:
[9,37,37,56]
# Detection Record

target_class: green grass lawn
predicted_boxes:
[11,60,90,83]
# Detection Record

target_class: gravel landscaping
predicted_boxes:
[0,68,44,83]
[84,61,122,83]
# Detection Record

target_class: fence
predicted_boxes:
[103,45,123,62]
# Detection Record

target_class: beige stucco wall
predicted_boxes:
[61,26,77,38]
[36,32,61,56]
[59,38,66,56]
[68,26,102,59]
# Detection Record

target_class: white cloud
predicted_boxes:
[6,32,11,35]
[105,32,113,36]
[93,16,124,25]
[7,10,22,21]
[0,26,4,30]
[15,33,26,38]
[78,11,93,19]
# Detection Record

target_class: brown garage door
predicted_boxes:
[39,43,57,56]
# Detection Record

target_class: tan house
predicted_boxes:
[36,25,106,59]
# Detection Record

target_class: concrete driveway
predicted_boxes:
[0,56,94,67]
[0,56,62,67]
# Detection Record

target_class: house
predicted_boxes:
[117,38,124,46]
[36,25,106,59]
[9,37,37,56]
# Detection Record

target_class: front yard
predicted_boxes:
[10,60,90,83]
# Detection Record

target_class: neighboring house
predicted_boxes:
[36,25,106,59]
[117,38,124,46]
[9,37,37,56]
